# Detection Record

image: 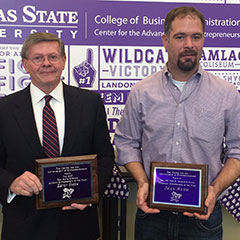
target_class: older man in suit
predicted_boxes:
[0,32,114,240]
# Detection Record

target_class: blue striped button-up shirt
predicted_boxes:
[114,65,240,185]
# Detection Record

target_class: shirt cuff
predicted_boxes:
[7,189,16,203]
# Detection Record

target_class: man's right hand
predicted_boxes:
[10,171,42,196]
[137,182,160,214]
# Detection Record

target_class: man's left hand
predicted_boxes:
[62,203,92,211]
[183,185,217,220]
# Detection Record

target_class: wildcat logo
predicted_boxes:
[62,188,74,199]
[170,191,182,203]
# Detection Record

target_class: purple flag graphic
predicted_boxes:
[221,177,240,223]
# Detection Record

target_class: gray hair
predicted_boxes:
[21,32,65,59]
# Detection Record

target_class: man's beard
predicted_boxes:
[177,50,198,71]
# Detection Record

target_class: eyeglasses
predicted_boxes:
[28,54,62,65]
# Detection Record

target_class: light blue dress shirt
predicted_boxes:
[115,65,240,187]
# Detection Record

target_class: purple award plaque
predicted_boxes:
[35,155,98,209]
[149,162,208,214]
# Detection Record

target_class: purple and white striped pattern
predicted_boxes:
[42,95,60,158]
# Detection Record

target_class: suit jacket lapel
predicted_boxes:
[14,86,45,157]
[61,84,83,156]
[13,84,85,157]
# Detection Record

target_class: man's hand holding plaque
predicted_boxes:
[35,154,98,210]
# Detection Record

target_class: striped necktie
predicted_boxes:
[42,95,60,158]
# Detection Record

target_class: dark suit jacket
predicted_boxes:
[0,83,114,240]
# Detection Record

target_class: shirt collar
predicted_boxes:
[30,81,64,104]
[164,64,202,85]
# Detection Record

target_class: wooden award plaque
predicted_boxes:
[148,162,208,214]
[35,154,98,209]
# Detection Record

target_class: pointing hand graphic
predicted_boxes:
[73,48,96,88]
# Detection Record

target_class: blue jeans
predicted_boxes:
[135,201,222,240]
